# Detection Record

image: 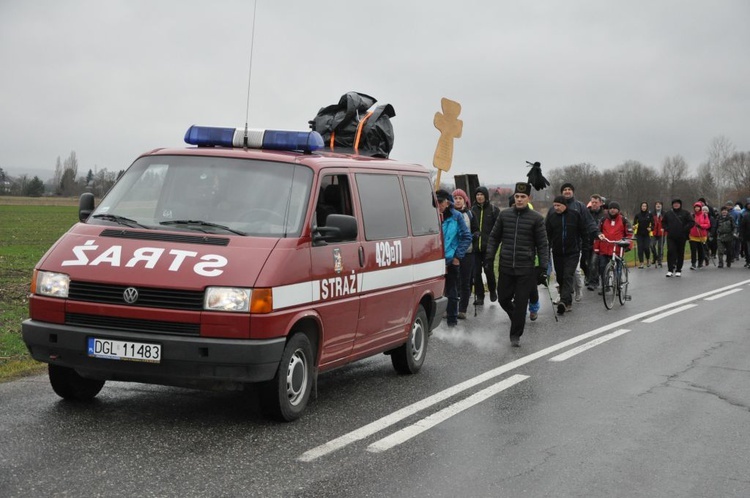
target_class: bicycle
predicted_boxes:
[601,237,632,310]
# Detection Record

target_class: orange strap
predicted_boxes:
[329,131,335,150]
[354,111,374,154]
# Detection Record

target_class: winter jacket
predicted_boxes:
[594,213,633,257]
[545,207,587,256]
[716,214,735,243]
[652,211,664,237]
[442,206,472,264]
[485,205,549,273]
[633,210,653,236]
[564,195,599,243]
[740,211,750,242]
[470,186,500,254]
[663,206,694,239]
[689,203,711,242]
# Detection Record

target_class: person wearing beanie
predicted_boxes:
[662,198,694,277]
[716,206,735,268]
[651,201,665,267]
[688,201,711,270]
[593,201,632,291]
[436,189,472,327]
[484,182,549,346]
[470,186,500,305]
[557,182,598,298]
[545,195,596,314]
[452,188,478,319]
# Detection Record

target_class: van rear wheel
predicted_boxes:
[260,333,314,422]
[391,305,428,374]
[48,364,105,401]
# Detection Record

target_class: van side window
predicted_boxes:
[316,174,352,227]
[403,176,440,236]
[355,173,408,240]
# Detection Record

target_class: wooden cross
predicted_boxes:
[433,98,463,190]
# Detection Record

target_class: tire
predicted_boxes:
[48,364,105,401]
[602,263,616,310]
[391,305,428,375]
[618,264,629,305]
[260,333,314,422]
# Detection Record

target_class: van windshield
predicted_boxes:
[90,155,313,237]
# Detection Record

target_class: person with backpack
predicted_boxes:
[436,190,472,327]
[452,188,478,319]
[716,205,735,268]
[662,199,695,277]
[471,186,500,305]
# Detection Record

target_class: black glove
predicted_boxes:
[536,266,548,287]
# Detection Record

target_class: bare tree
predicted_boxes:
[707,135,736,202]
[548,163,601,199]
[661,155,689,202]
[60,151,80,196]
[722,151,750,200]
[608,160,660,216]
[695,162,718,206]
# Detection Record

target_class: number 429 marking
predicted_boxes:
[375,240,403,267]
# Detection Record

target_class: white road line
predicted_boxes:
[366,375,529,453]
[297,278,750,462]
[641,304,697,323]
[549,329,631,362]
[704,288,743,300]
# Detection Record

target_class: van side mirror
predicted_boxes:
[79,193,95,222]
[313,214,357,244]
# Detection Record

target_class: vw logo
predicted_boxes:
[123,287,139,304]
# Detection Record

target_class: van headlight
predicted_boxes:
[34,271,70,298]
[204,287,251,312]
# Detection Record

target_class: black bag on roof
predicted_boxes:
[309,91,395,158]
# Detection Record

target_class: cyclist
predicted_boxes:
[593,201,633,294]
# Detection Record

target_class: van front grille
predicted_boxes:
[69,282,204,311]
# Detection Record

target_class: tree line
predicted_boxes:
[0,151,124,198]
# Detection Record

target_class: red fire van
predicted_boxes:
[22,126,447,421]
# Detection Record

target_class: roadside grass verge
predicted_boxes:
[0,203,79,381]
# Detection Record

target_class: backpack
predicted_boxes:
[309,92,396,158]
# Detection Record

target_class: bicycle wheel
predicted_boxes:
[602,262,616,310]
[618,263,629,305]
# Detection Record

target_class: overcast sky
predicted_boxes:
[1,0,748,185]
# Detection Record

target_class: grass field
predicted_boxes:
[0,198,80,380]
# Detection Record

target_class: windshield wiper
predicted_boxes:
[92,213,152,229]
[160,220,246,236]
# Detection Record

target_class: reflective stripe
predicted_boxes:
[272,259,444,310]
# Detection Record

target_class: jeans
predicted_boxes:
[651,235,664,264]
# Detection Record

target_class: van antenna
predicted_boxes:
[243,0,259,149]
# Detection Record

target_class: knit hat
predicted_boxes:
[560,182,575,193]
[671,198,682,206]
[514,182,532,195]
[608,201,621,210]
[451,188,470,208]
[553,195,567,205]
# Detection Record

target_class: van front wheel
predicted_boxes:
[260,333,314,422]
[391,305,428,375]
[49,364,105,401]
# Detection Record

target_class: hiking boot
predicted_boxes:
[457,312,467,319]
[587,284,595,291]
[489,290,498,302]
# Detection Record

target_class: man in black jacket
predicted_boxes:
[546,196,598,314]
[662,198,695,277]
[485,182,549,347]
[471,186,500,305]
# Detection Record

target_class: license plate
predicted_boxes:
[87,338,161,363]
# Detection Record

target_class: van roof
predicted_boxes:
[139,146,430,174]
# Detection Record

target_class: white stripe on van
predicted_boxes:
[272,259,445,311]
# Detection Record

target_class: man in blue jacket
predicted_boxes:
[436,190,472,327]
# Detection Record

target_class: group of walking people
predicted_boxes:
[437,179,750,347]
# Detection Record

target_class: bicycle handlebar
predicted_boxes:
[600,237,632,248]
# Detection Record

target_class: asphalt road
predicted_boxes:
[2,264,749,497]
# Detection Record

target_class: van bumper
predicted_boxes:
[431,296,448,330]
[22,319,285,388]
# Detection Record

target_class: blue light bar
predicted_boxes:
[184,126,324,153]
